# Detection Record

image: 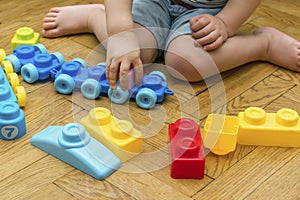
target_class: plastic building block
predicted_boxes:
[21,52,64,83]
[0,67,26,107]
[169,118,205,179]
[54,61,173,109]
[0,49,6,61]
[52,58,92,94]
[80,107,143,162]
[31,123,121,180]
[203,114,239,155]
[11,27,40,50]
[238,107,300,147]
[5,43,48,73]
[0,101,26,140]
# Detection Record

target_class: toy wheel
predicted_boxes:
[34,43,48,54]
[72,58,87,68]
[54,74,75,94]
[51,52,65,64]
[136,88,157,109]
[149,71,167,81]
[21,63,39,83]
[2,60,14,75]
[108,86,129,104]
[7,73,20,90]
[0,49,6,61]
[81,79,102,99]
[5,54,21,73]
[14,85,26,107]
[97,62,106,68]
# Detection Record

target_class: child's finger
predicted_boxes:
[108,61,119,89]
[133,59,143,85]
[119,61,131,90]
[195,30,218,47]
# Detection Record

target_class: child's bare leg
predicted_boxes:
[42,4,107,41]
[42,5,157,64]
[165,27,300,81]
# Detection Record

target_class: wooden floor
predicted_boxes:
[1,0,300,199]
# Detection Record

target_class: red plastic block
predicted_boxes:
[169,118,205,179]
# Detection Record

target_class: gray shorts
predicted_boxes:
[132,0,224,57]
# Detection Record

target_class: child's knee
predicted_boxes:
[165,48,204,82]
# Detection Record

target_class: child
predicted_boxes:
[42,0,300,89]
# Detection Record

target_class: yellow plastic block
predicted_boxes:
[238,107,300,147]
[203,114,239,155]
[80,107,143,162]
[11,27,40,50]
[0,49,6,61]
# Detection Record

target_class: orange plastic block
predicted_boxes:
[203,114,239,155]
[80,107,143,162]
[238,107,300,147]
[11,27,40,50]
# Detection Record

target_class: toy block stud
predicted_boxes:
[169,118,205,179]
[0,101,26,140]
[31,123,121,180]
[80,107,143,162]
[203,114,239,155]
[238,107,300,147]
[11,27,40,50]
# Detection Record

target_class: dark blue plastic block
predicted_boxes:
[31,123,121,180]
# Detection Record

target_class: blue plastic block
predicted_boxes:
[0,67,18,104]
[31,123,121,180]
[5,44,47,73]
[0,101,26,140]
[21,52,64,83]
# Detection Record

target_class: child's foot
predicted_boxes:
[255,27,300,72]
[42,4,105,38]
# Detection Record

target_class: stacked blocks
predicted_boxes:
[31,123,121,180]
[0,49,27,140]
[238,107,300,147]
[169,118,205,179]
[203,114,239,155]
[0,59,26,107]
[80,107,143,162]
[11,27,40,50]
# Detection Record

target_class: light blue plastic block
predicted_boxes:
[0,101,26,140]
[0,67,18,104]
[31,123,121,180]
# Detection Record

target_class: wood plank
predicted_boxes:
[29,183,76,200]
[0,156,74,200]
[244,151,300,200]
[54,171,135,200]
[193,147,300,200]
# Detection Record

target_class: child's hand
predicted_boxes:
[190,14,229,51]
[106,31,143,89]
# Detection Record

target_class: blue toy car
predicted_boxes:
[20,52,64,83]
[54,61,174,109]
[5,44,48,73]
[106,70,174,109]
[53,59,105,98]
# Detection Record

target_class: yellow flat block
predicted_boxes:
[203,114,239,155]
[238,107,300,147]
[11,27,40,50]
[80,107,143,162]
